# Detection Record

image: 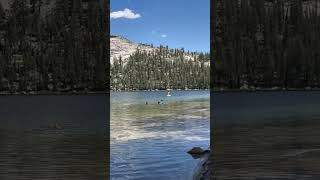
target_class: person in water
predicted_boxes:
[166,90,171,96]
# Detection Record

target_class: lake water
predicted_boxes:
[212,91,320,179]
[111,90,210,180]
[0,95,107,179]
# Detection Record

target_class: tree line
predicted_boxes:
[0,0,107,93]
[111,46,210,90]
[213,0,320,89]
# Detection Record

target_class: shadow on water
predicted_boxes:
[0,95,107,179]
[212,91,320,179]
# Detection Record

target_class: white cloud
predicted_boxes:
[110,8,141,19]
[161,34,167,38]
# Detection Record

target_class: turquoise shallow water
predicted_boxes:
[111,90,210,180]
[111,90,209,105]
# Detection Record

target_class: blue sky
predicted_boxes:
[110,0,210,53]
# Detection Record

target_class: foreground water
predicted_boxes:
[212,91,320,179]
[0,95,107,179]
[111,90,209,180]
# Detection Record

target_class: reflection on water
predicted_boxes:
[212,91,320,179]
[111,91,209,180]
[0,95,107,179]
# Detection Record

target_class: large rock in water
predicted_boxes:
[188,147,206,155]
[188,147,210,159]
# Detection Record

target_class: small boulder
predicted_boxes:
[188,147,210,159]
[188,147,205,155]
[48,123,63,130]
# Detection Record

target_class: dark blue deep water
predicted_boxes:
[213,91,320,179]
[0,95,107,179]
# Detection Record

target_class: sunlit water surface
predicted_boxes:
[111,90,209,180]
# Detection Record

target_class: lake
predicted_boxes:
[0,95,108,179]
[212,91,320,179]
[111,90,210,180]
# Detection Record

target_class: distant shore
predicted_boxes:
[112,87,320,92]
[111,88,209,92]
[212,87,320,92]
[0,91,108,96]
[2,87,319,95]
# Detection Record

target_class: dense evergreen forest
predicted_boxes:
[111,46,210,90]
[0,0,108,93]
[213,0,320,89]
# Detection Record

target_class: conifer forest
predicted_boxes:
[110,46,210,91]
[213,0,320,89]
[0,0,108,93]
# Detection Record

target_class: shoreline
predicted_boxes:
[0,91,108,96]
[2,87,320,95]
[112,87,320,92]
[110,89,320,93]
[111,88,209,92]
[211,88,320,92]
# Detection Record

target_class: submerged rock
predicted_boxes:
[48,123,63,130]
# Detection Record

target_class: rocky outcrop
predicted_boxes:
[110,36,154,65]
[110,35,201,65]
[188,147,210,154]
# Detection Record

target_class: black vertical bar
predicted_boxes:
[106,0,110,179]
[210,0,216,151]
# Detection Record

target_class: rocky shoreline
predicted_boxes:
[187,147,211,180]
[193,153,211,180]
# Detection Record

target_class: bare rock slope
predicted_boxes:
[110,35,200,65]
[110,35,154,64]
